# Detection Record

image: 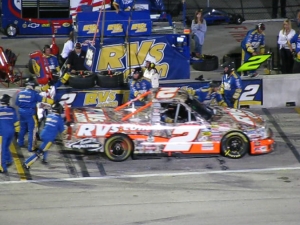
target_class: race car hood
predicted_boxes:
[214,107,265,130]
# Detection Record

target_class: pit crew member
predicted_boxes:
[15,77,54,152]
[43,45,60,74]
[113,0,134,13]
[23,103,65,168]
[188,81,227,107]
[66,42,87,73]
[241,23,266,77]
[0,94,20,173]
[143,55,160,88]
[128,67,152,106]
[289,31,300,70]
[220,62,242,109]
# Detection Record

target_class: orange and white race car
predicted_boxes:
[63,87,274,161]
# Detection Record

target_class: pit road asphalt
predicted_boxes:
[1,20,300,224]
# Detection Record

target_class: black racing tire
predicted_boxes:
[104,134,134,162]
[96,71,124,88]
[223,53,242,70]
[235,15,244,25]
[221,131,250,159]
[292,59,300,73]
[6,24,18,37]
[68,71,96,89]
[192,54,219,71]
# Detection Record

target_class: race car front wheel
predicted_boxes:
[104,134,134,162]
[221,131,249,159]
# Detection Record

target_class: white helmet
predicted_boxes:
[145,55,156,64]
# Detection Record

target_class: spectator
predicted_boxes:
[272,0,286,19]
[191,9,207,58]
[66,42,87,73]
[277,19,295,74]
[60,31,74,67]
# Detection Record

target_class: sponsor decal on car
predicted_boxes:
[67,138,103,152]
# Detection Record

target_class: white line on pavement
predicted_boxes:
[1,166,300,185]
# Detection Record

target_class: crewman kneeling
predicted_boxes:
[23,103,65,169]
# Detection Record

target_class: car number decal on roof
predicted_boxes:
[155,87,180,99]
[226,109,255,126]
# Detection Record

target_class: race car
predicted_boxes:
[203,8,245,25]
[63,87,274,161]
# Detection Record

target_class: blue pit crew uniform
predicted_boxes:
[290,33,300,61]
[16,87,54,152]
[44,53,60,73]
[113,0,134,11]
[220,72,242,108]
[241,28,265,76]
[128,73,152,106]
[23,111,65,168]
[193,86,227,107]
[0,104,20,173]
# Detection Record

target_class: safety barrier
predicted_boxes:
[249,74,300,108]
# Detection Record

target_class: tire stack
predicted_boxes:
[96,71,124,88]
[191,54,219,71]
[68,71,96,89]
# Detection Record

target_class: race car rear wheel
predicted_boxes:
[221,131,249,159]
[104,134,134,162]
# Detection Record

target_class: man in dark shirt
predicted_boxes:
[66,42,87,73]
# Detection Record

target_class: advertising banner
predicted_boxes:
[56,79,263,107]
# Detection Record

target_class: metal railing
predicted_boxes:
[164,0,300,21]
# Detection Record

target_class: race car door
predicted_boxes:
[162,103,218,154]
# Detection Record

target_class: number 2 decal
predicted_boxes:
[59,93,77,106]
[164,125,200,152]
[239,84,260,101]
[237,54,271,72]
[156,87,179,99]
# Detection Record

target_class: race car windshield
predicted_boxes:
[186,98,214,120]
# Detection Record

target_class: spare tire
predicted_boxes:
[192,54,219,71]
[96,71,124,88]
[68,71,96,89]
[223,53,241,70]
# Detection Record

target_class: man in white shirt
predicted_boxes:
[60,31,74,66]
[143,55,160,88]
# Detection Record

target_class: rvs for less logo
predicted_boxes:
[96,40,170,78]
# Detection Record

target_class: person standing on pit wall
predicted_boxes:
[272,0,286,19]
[191,9,207,59]
[241,23,266,78]
[128,67,152,106]
[15,77,54,152]
[66,42,87,73]
[23,103,65,169]
[220,62,242,109]
[277,19,296,74]
[113,0,134,13]
[43,45,60,74]
[0,94,20,173]
[59,31,74,67]
[143,55,160,89]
